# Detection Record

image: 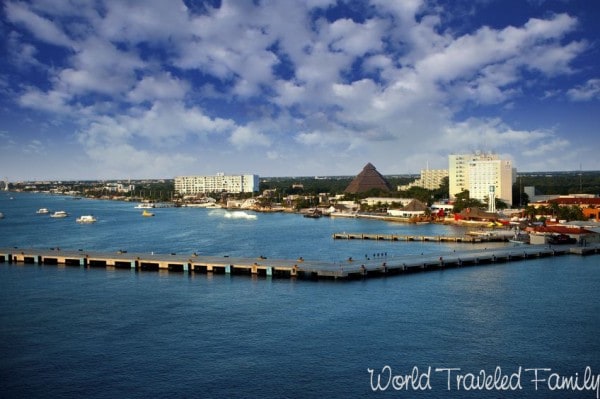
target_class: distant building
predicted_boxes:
[345,163,391,193]
[175,173,259,195]
[105,182,135,193]
[387,199,429,218]
[449,152,515,206]
[399,169,448,191]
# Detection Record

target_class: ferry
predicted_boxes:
[50,211,68,218]
[76,215,97,223]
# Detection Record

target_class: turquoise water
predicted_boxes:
[0,192,598,398]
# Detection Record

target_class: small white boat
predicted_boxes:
[76,215,97,223]
[135,203,155,209]
[36,208,50,214]
[50,211,68,218]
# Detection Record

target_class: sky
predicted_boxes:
[1,0,599,181]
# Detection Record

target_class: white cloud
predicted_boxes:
[128,73,189,103]
[3,0,597,177]
[567,79,600,101]
[229,126,271,148]
[5,1,74,47]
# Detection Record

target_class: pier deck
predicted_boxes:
[332,232,508,243]
[1,244,598,281]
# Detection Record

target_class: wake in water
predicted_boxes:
[209,209,257,220]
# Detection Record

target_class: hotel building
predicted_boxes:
[399,169,448,191]
[449,153,516,205]
[175,173,259,195]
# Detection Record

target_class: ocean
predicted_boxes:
[0,192,598,398]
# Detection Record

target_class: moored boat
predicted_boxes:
[36,208,50,214]
[50,211,68,218]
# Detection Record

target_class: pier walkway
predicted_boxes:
[1,244,598,281]
[333,232,508,243]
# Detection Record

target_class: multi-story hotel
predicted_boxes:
[174,173,259,195]
[399,169,448,191]
[449,153,515,205]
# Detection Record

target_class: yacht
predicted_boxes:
[76,215,97,223]
[50,211,68,218]
[36,208,50,214]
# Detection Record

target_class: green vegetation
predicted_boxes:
[9,171,600,214]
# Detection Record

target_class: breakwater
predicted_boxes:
[2,244,598,281]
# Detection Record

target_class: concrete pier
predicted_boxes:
[332,232,508,243]
[1,244,598,281]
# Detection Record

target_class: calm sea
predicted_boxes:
[0,192,598,398]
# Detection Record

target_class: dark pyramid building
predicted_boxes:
[344,163,392,193]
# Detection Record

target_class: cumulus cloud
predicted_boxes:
[2,0,596,177]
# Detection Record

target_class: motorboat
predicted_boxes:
[135,203,155,209]
[142,210,155,217]
[50,211,68,218]
[76,215,97,223]
[36,208,50,214]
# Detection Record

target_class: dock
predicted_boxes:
[332,232,507,243]
[1,244,599,281]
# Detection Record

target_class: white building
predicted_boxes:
[105,182,135,193]
[449,153,515,206]
[399,169,448,191]
[175,173,259,195]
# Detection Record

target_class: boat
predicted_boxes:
[508,233,530,245]
[0,212,4,219]
[76,215,97,223]
[142,210,155,217]
[50,211,68,218]
[303,208,322,218]
[135,203,155,209]
[36,208,50,214]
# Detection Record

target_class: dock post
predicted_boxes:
[183,263,189,273]
[225,265,231,274]
[131,260,136,269]
[79,258,85,266]
[266,267,272,277]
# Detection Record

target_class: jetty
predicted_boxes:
[332,232,508,243]
[1,244,598,281]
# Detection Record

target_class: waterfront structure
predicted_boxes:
[387,199,428,218]
[3,244,598,281]
[530,195,600,222]
[175,173,259,195]
[448,152,515,206]
[399,169,448,191]
[344,163,391,193]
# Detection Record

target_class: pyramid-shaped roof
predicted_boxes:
[344,163,392,193]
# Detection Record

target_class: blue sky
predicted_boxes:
[1,0,599,180]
